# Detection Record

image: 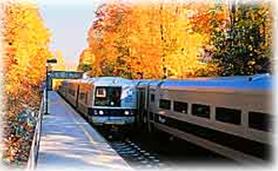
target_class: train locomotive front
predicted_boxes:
[86,77,137,126]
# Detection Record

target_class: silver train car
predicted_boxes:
[59,77,137,126]
[137,74,272,163]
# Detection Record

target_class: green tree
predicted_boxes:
[211,2,272,76]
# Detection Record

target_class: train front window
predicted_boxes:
[95,87,121,107]
[96,88,106,98]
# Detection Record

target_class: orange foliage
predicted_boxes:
[81,1,224,79]
[189,2,229,35]
[3,2,51,108]
[77,48,95,72]
[2,1,52,164]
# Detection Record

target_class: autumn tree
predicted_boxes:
[2,1,52,165]
[81,1,218,79]
[77,48,95,72]
[191,1,272,76]
[157,2,212,78]
[188,2,229,76]
[87,3,136,78]
[3,2,51,109]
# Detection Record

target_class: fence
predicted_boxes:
[26,90,45,170]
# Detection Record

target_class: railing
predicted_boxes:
[26,90,45,171]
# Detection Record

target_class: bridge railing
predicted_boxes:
[26,90,45,171]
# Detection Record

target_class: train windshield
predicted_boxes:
[94,87,122,107]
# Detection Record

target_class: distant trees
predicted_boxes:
[2,2,52,165]
[79,1,221,79]
[191,1,272,76]
[78,1,272,78]
[77,48,95,72]
[212,2,272,76]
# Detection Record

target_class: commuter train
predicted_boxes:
[136,74,272,163]
[58,77,137,126]
[58,74,272,162]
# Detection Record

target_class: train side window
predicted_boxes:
[192,104,210,118]
[248,112,271,132]
[159,99,171,110]
[173,101,188,114]
[69,89,75,96]
[151,94,155,102]
[80,92,85,100]
[85,93,88,104]
[216,107,241,125]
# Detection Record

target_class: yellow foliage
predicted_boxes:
[3,2,51,111]
[2,1,52,164]
[80,1,219,79]
[77,48,95,71]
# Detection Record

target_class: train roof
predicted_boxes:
[159,74,272,91]
[136,80,162,87]
[78,76,136,86]
[61,79,80,84]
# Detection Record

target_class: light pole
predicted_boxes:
[45,58,57,115]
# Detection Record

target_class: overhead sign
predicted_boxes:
[49,71,83,79]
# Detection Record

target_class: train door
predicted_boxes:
[142,86,150,128]
[76,84,80,108]
[136,88,140,125]
[146,84,152,133]
[92,85,95,107]
[138,88,145,127]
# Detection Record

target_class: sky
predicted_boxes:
[36,0,103,70]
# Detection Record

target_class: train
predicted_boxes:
[58,74,272,163]
[136,74,272,163]
[58,77,137,127]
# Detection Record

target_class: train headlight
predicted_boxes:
[99,110,104,115]
[124,111,129,115]
[94,110,98,115]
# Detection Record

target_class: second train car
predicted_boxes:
[136,74,272,163]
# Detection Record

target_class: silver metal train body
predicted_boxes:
[136,74,272,163]
[59,77,137,126]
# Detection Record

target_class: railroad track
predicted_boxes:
[109,139,167,169]
[73,103,234,169]
[96,128,167,170]
[97,126,234,170]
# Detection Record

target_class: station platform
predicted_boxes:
[37,91,133,171]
